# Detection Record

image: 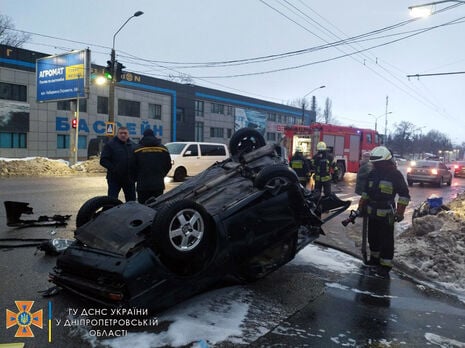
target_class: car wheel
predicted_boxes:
[76,196,123,228]
[173,167,187,182]
[151,199,214,262]
[229,128,266,156]
[447,176,452,186]
[254,164,299,194]
[336,162,345,181]
[437,177,443,187]
[407,180,413,186]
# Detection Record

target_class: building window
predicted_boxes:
[0,132,27,148]
[57,134,87,149]
[366,133,372,144]
[268,113,276,122]
[57,99,87,112]
[266,132,277,141]
[149,103,162,120]
[195,121,204,141]
[227,128,232,138]
[227,106,232,116]
[0,82,27,102]
[277,114,282,123]
[97,96,108,114]
[211,103,224,114]
[176,107,185,123]
[210,127,224,138]
[118,99,140,118]
[195,100,204,117]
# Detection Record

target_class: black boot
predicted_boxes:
[375,265,392,279]
[363,257,380,267]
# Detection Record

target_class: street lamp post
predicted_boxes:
[301,85,325,125]
[368,112,392,132]
[408,0,465,17]
[109,11,144,123]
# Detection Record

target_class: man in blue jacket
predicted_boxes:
[134,128,172,204]
[100,126,136,201]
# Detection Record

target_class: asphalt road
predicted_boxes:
[1,171,464,347]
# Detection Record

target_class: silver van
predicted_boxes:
[165,142,230,181]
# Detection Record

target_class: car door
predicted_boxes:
[182,143,201,176]
[439,162,452,182]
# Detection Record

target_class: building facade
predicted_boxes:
[0,44,315,159]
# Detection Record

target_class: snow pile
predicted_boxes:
[71,157,106,173]
[0,157,74,176]
[395,193,465,294]
[0,157,106,176]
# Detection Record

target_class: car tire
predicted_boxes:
[76,196,123,228]
[254,164,299,194]
[437,177,443,187]
[407,180,413,187]
[229,128,266,156]
[173,167,187,182]
[151,199,214,262]
[447,176,452,186]
[336,162,345,181]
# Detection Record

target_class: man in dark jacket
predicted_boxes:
[134,128,172,204]
[100,126,136,201]
[290,148,311,187]
[355,151,373,195]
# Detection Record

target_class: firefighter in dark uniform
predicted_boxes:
[357,146,410,277]
[290,147,311,187]
[134,129,172,204]
[311,141,339,197]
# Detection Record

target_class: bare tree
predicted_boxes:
[389,122,453,158]
[321,97,336,124]
[0,14,30,47]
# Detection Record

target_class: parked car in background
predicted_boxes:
[406,160,452,187]
[165,142,230,181]
[448,160,465,178]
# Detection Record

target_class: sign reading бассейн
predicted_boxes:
[36,49,90,102]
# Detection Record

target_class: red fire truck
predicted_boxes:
[283,123,381,179]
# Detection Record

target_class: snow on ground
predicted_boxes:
[395,193,465,297]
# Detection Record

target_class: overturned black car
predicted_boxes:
[50,128,350,312]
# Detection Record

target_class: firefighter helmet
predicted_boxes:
[369,146,392,162]
[316,141,327,151]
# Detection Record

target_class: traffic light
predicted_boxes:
[71,118,78,129]
[104,60,113,80]
[115,61,125,82]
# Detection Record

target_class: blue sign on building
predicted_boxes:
[36,49,90,102]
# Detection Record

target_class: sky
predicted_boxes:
[2,0,465,144]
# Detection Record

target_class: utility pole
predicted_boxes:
[108,49,116,122]
[108,11,144,123]
[384,95,389,145]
